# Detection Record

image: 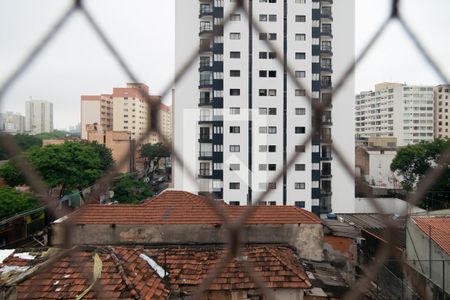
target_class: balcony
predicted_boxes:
[321,79,332,90]
[199,97,212,106]
[198,169,213,178]
[321,171,332,178]
[199,61,213,72]
[320,189,332,197]
[198,151,213,160]
[320,45,333,56]
[321,64,333,73]
[199,6,213,18]
[321,152,332,161]
[322,116,332,126]
[199,79,213,89]
[322,0,333,3]
[321,30,333,38]
[321,8,333,20]
[198,134,212,143]
[321,134,332,143]
[199,24,213,36]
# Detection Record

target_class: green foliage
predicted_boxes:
[391,138,450,209]
[0,187,40,219]
[139,143,170,181]
[88,141,114,172]
[0,160,25,186]
[34,130,68,140]
[112,175,152,204]
[0,142,103,197]
[0,134,42,160]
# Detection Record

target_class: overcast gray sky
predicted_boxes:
[0,0,449,129]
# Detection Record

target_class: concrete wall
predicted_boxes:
[405,218,450,294]
[354,197,425,215]
[51,223,323,261]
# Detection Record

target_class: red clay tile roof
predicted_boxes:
[144,245,311,293]
[2,245,310,298]
[2,248,169,299]
[70,190,321,225]
[412,216,450,255]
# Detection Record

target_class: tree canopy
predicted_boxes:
[0,134,42,160]
[0,187,40,220]
[112,175,152,204]
[0,142,107,198]
[390,138,450,210]
[139,143,170,182]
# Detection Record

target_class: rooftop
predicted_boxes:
[0,245,311,299]
[69,190,321,225]
[412,215,450,256]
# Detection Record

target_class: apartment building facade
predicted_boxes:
[80,94,113,139]
[81,83,168,145]
[434,84,450,138]
[25,100,53,134]
[174,0,355,213]
[355,83,434,147]
[0,112,25,133]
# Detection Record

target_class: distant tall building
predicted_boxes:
[355,83,434,146]
[174,0,356,213]
[0,112,25,134]
[25,100,53,134]
[433,84,450,138]
[81,83,168,144]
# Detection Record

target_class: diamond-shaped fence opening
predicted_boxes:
[0,0,449,299]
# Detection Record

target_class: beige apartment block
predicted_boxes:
[148,103,172,144]
[434,84,450,138]
[86,123,135,174]
[80,94,113,139]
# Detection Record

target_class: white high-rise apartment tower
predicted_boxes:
[355,83,434,146]
[174,0,355,214]
[25,100,53,134]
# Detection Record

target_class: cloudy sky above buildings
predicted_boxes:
[0,0,449,129]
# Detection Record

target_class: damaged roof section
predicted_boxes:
[1,245,311,299]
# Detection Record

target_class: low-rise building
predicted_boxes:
[406,214,450,295]
[52,190,324,262]
[86,123,135,174]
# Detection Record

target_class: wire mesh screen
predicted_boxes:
[0,0,449,299]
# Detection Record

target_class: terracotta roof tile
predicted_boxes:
[70,190,321,225]
[412,215,450,255]
[3,245,310,298]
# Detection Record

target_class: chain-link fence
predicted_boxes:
[0,0,449,299]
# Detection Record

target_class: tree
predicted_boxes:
[112,175,153,204]
[0,142,103,198]
[139,143,170,182]
[0,134,42,160]
[87,141,114,172]
[0,187,40,219]
[391,138,450,210]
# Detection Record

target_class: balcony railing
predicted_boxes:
[199,115,213,121]
[321,64,332,73]
[199,6,213,18]
[320,44,332,55]
[321,152,332,160]
[199,97,212,106]
[321,79,332,89]
[199,79,213,88]
[199,134,212,141]
[199,24,213,35]
[321,30,333,38]
[199,169,212,176]
[198,151,213,158]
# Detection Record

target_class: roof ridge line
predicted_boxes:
[108,247,143,299]
[264,246,310,287]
